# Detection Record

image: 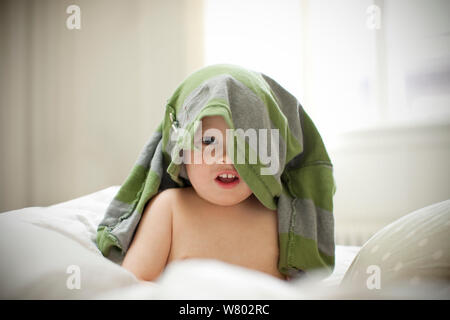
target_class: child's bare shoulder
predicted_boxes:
[141,188,179,218]
[149,187,195,208]
[154,186,194,200]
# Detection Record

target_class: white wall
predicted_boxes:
[330,120,450,245]
[0,0,204,212]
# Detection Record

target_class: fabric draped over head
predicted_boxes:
[96,64,336,277]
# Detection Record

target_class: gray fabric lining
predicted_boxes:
[136,130,163,168]
[111,208,142,253]
[99,199,134,228]
[149,139,164,177]
[278,192,334,257]
[260,73,303,147]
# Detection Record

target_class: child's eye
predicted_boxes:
[202,136,216,145]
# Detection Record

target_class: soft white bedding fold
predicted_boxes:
[0,186,360,299]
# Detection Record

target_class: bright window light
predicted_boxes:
[204,0,303,102]
[205,0,450,145]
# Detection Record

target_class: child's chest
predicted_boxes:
[168,202,284,279]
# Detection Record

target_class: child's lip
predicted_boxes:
[214,170,240,189]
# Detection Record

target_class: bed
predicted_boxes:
[0,186,448,299]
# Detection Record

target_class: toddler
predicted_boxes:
[96,64,336,282]
[122,115,285,280]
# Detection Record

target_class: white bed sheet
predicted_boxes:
[0,186,360,299]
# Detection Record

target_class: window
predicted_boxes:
[204,0,303,108]
[204,0,450,144]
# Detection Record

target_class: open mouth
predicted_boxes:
[214,172,240,188]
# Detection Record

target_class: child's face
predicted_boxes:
[185,115,253,206]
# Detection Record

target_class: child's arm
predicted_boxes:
[121,190,173,281]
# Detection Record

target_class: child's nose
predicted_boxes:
[217,152,233,164]
[217,140,233,164]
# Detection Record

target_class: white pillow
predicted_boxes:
[0,195,140,299]
[341,200,450,299]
